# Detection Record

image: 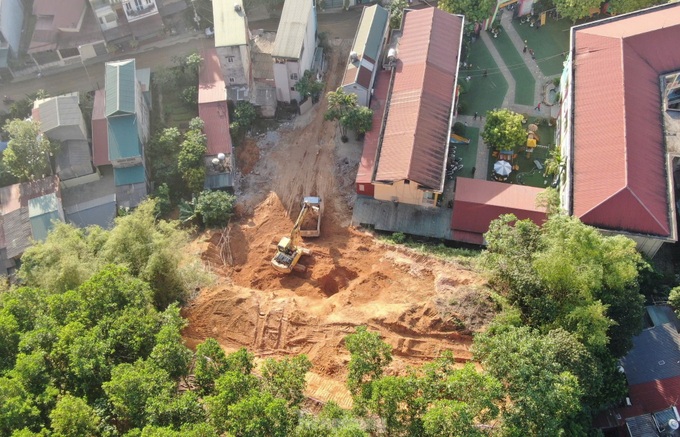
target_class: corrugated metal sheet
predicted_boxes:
[113,165,146,186]
[29,211,59,241]
[108,115,141,160]
[199,101,232,155]
[65,200,116,230]
[374,8,463,190]
[572,4,680,237]
[214,0,248,47]
[342,5,388,89]
[450,178,547,242]
[55,139,94,180]
[356,70,390,186]
[116,181,147,209]
[4,209,32,259]
[272,0,313,59]
[92,89,110,167]
[34,93,84,136]
[105,60,136,117]
[199,49,227,104]
[620,323,680,385]
[204,173,234,190]
[28,193,59,217]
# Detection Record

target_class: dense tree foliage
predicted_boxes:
[194,190,236,227]
[2,119,57,181]
[481,109,526,152]
[553,0,601,21]
[19,200,192,309]
[609,0,667,14]
[438,0,496,23]
[294,70,324,103]
[325,87,358,140]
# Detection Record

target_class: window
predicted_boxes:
[290,87,295,91]
[358,184,365,192]
[134,0,143,9]
[290,73,298,80]
[229,77,235,83]
[125,2,132,12]
[404,180,410,185]
[227,56,234,63]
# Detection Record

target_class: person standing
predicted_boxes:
[523,40,527,53]
[535,102,542,111]
[473,112,479,120]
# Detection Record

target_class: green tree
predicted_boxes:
[149,305,192,380]
[438,0,496,22]
[422,400,482,437]
[2,119,56,181]
[230,101,258,139]
[474,327,584,436]
[0,377,40,435]
[342,107,373,140]
[0,310,20,372]
[481,108,526,152]
[325,88,358,141]
[344,326,393,406]
[103,360,174,432]
[294,70,324,103]
[18,223,106,294]
[102,201,189,309]
[194,338,229,394]
[145,391,206,430]
[543,145,565,178]
[178,123,207,195]
[205,371,261,433]
[194,190,236,227]
[147,128,183,199]
[553,0,601,21]
[226,392,297,437]
[261,355,312,406]
[369,375,423,436]
[49,395,100,437]
[670,286,680,318]
[388,0,408,28]
[609,0,666,13]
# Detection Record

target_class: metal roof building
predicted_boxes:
[565,2,680,254]
[213,0,248,47]
[342,5,389,107]
[373,7,463,192]
[272,0,315,59]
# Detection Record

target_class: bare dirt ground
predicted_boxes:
[182,40,495,408]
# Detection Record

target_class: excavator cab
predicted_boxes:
[270,199,320,273]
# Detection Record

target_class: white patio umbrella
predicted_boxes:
[494,160,512,177]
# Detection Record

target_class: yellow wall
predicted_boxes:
[374,181,438,207]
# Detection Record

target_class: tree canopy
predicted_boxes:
[481,109,526,152]
[2,119,57,181]
[438,0,496,23]
[553,0,601,21]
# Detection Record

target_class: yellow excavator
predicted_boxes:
[270,197,321,273]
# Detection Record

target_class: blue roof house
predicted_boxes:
[105,59,150,209]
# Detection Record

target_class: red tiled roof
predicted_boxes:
[374,7,463,191]
[621,375,680,419]
[356,70,391,184]
[451,178,547,243]
[199,49,226,104]
[91,89,110,167]
[199,101,232,156]
[571,4,680,237]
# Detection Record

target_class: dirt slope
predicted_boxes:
[183,41,494,407]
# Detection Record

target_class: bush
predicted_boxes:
[452,122,466,135]
[391,232,406,244]
[182,86,198,107]
[194,190,236,228]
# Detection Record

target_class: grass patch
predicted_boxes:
[490,28,535,106]
[511,18,571,77]
[161,88,197,128]
[452,126,479,179]
[380,234,481,262]
[458,39,507,116]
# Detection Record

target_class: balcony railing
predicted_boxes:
[125,3,157,22]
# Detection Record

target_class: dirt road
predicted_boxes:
[183,41,495,408]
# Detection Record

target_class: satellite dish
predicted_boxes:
[217,153,226,161]
[669,419,679,430]
[212,158,220,165]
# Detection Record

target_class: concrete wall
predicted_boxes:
[342,83,369,107]
[217,45,250,87]
[373,180,439,207]
[557,54,573,215]
[0,0,24,56]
